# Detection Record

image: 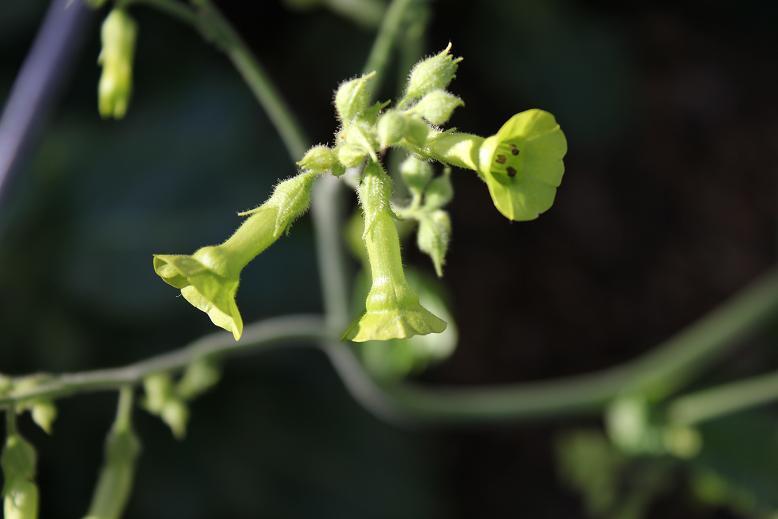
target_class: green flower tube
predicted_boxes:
[86,388,141,519]
[2,432,38,519]
[427,109,567,221]
[98,9,137,119]
[343,163,446,342]
[154,171,318,340]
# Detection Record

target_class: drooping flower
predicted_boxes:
[153,172,318,340]
[343,162,446,342]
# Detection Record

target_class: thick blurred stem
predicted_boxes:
[667,370,778,426]
[0,0,91,208]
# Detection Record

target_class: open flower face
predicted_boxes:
[154,247,243,340]
[478,109,567,221]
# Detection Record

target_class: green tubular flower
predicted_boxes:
[343,163,446,342]
[154,172,318,340]
[98,9,137,119]
[478,109,567,221]
[427,109,567,221]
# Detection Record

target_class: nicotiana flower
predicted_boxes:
[343,163,446,342]
[153,172,318,340]
[425,109,567,221]
[478,109,567,221]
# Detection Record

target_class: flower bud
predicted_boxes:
[400,155,432,195]
[337,143,368,168]
[30,400,56,435]
[410,90,464,126]
[423,169,453,210]
[161,399,189,440]
[376,111,406,149]
[4,480,38,519]
[154,172,318,340]
[404,43,462,102]
[605,397,664,455]
[177,358,221,401]
[417,210,450,277]
[98,9,137,119]
[1,435,36,482]
[344,163,446,342]
[334,71,376,122]
[143,373,173,414]
[2,433,38,519]
[297,145,336,173]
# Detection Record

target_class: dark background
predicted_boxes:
[0,0,776,517]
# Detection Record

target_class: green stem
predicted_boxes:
[197,0,308,158]
[362,0,415,76]
[114,386,134,431]
[131,0,309,160]
[373,267,778,424]
[0,316,326,406]
[5,407,17,435]
[667,370,778,426]
[126,0,199,26]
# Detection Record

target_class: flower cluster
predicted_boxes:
[151,44,567,343]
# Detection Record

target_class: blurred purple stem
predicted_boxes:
[0,0,92,205]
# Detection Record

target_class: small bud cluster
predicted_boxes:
[142,358,221,439]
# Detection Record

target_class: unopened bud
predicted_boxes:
[297,145,336,173]
[334,71,376,122]
[400,155,432,195]
[405,43,462,102]
[410,90,464,126]
[98,9,137,119]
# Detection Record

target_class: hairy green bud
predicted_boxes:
[297,145,336,174]
[334,71,376,122]
[400,155,433,195]
[417,210,451,277]
[404,43,462,102]
[410,89,464,126]
[423,169,453,210]
[376,111,406,149]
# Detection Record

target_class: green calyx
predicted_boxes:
[154,172,318,340]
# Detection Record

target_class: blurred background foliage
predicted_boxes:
[0,0,776,517]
